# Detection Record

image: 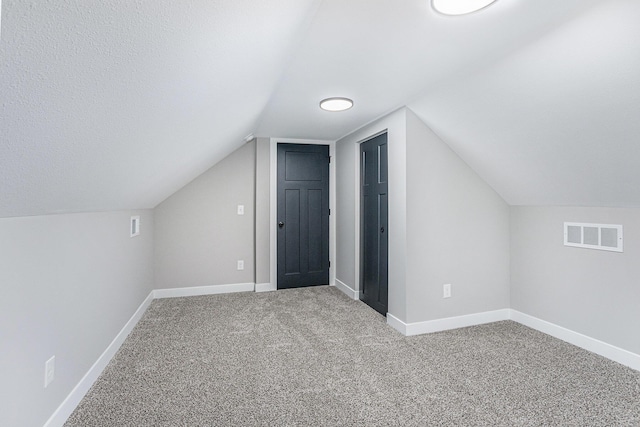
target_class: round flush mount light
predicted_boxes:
[320,97,353,112]
[432,0,498,15]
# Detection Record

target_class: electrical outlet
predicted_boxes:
[44,356,55,388]
[237,205,244,215]
[237,260,244,270]
[443,284,452,299]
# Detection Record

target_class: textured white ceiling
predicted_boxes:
[0,0,319,217]
[1,0,639,217]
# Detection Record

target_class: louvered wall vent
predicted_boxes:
[564,222,623,252]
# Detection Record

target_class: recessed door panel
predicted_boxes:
[284,189,301,275]
[308,189,323,273]
[378,192,388,308]
[378,143,388,184]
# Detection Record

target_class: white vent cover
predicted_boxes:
[130,216,140,237]
[564,222,622,252]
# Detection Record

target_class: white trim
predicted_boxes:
[46,282,260,426]
[255,282,276,292]
[269,139,277,289]
[387,309,511,336]
[509,310,640,372]
[386,313,408,335]
[43,291,154,427]
[269,138,336,290]
[353,138,361,297]
[352,129,390,308]
[387,308,640,372]
[44,298,640,427]
[334,279,358,300]
[153,282,255,299]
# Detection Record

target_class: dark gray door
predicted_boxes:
[360,133,388,315]
[277,143,330,289]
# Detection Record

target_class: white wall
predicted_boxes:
[154,141,256,289]
[335,131,357,290]
[511,206,640,355]
[335,108,408,320]
[405,109,510,323]
[6,115,637,427]
[0,210,154,427]
[335,108,510,324]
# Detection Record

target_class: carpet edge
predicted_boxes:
[44,291,155,427]
[510,310,640,372]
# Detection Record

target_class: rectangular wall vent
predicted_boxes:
[130,216,140,237]
[564,222,622,252]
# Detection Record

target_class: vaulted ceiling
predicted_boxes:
[1,0,639,218]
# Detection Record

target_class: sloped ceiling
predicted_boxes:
[0,0,320,217]
[409,0,640,207]
[1,0,638,217]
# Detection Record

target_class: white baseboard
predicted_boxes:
[386,313,408,335]
[255,282,276,292]
[43,291,155,427]
[46,297,640,427]
[387,309,511,336]
[47,282,257,426]
[153,282,255,299]
[334,279,358,300]
[388,308,640,372]
[509,310,640,372]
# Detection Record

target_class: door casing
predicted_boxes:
[269,138,336,291]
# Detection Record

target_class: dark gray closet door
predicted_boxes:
[277,143,330,289]
[360,133,388,315]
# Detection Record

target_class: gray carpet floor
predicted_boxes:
[65,286,640,426]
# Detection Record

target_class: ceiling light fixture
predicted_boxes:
[432,0,498,16]
[320,97,353,112]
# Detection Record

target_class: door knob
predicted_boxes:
[380,227,385,233]
[278,222,284,228]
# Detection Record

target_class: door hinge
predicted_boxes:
[329,209,331,215]
[329,260,331,267]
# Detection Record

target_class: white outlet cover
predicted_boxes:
[237,205,245,215]
[237,260,244,270]
[443,284,452,298]
[45,355,55,388]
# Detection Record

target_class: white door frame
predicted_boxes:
[269,138,336,291]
